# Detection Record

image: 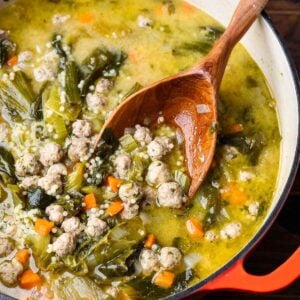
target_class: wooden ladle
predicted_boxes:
[95,0,268,198]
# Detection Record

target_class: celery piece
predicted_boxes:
[45,84,81,121]
[128,153,150,181]
[0,71,35,120]
[174,170,190,193]
[119,134,138,153]
[66,163,85,192]
[51,112,68,141]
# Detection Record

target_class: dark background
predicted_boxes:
[204,0,300,299]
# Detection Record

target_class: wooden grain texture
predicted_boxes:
[200,2,300,299]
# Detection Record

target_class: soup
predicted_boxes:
[0,0,280,299]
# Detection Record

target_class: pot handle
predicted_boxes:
[201,247,300,293]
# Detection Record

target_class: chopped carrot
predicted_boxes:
[77,12,94,24]
[15,249,30,265]
[181,2,196,14]
[20,269,43,290]
[154,4,164,16]
[228,123,244,134]
[153,271,175,289]
[186,217,204,239]
[144,234,156,248]
[107,200,124,216]
[7,55,18,67]
[106,176,122,193]
[34,218,54,236]
[128,51,138,63]
[83,193,97,211]
[221,182,248,205]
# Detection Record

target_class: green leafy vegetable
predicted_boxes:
[27,188,56,209]
[80,47,127,97]
[128,153,150,182]
[174,170,190,193]
[0,146,15,180]
[55,193,83,216]
[30,83,48,120]
[0,71,35,121]
[7,184,24,207]
[51,34,68,70]
[0,38,13,68]
[66,162,85,192]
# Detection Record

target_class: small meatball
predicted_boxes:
[220,222,242,240]
[72,120,92,138]
[38,174,63,196]
[40,142,63,167]
[133,125,152,146]
[61,217,82,236]
[0,123,9,142]
[20,176,39,190]
[68,137,90,162]
[143,186,157,205]
[147,137,174,160]
[139,249,159,274]
[86,92,106,113]
[15,153,41,177]
[0,259,23,287]
[159,247,182,270]
[85,217,108,238]
[34,64,55,82]
[239,170,254,182]
[204,230,218,242]
[137,15,152,28]
[95,78,112,94]
[52,14,70,24]
[146,161,172,186]
[157,182,186,209]
[52,233,76,257]
[18,51,33,63]
[223,145,239,161]
[118,182,142,204]
[0,238,14,257]
[45,204,64,224]
[120,203,139,220]
[47,163,67,176]
[248,201,260,216]
[114,154,131,179]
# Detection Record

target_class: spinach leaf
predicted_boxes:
[51,34,68,69]
[0,35,14,69]
[0,146,15,179]
[27,188,56,209]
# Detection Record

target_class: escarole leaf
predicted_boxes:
[80,47,127,97]
[0,71,35,121]
[0,146,15,180]
[0,35,15,69]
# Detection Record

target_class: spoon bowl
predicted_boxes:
[95,0,269,198]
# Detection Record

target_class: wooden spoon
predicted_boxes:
[95,0,268,198]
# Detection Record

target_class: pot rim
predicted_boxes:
[166,10,300,300]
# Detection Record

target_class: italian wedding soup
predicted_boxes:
[0,0,280,299]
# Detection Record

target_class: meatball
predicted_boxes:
[147,137,174,160]
[61,217,82,236]
[34,64,55,82]
[20,176,39,190]
[146,161,172,186]
[0,259,23,287]
[72,120,92,138]
[68,137,90,162]
[137,15,152,28]
[120,203,139,220]
[248,201,260,216]
[38,174,63,196]
[133,125,152,145]
[95,78,112,94]
[220,222,242,240]
[18,51,33,63]
[45,204,64,224]
[40,142,63,167]
[118,182,142,204]
[0,238,14,258]
[159,247,182,270]
[0,123,9,143]
[157,182,186,209]
[15,153,41,177]
[114,154,131,179]
[139,249,159,274]
[143,186,157,205]
[47,163,67,176]
[52,233,76,257]
[85,217,108,238]
[86,92,106,113]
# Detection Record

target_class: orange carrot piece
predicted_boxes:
[106,176,121,193]
[186,217,204,239]
[15,249,30,265]
[145,234,156,248]
[78,12,94,24]
[20,269,43,290]
[221,182,248,205]
[7,55,18,67]
[153,271,175,289]
[154,4,164,16]
[107,200,124,216]
[228,123,244,134]
[181,2,196,14]
[34,218,54,236]
[83,193,97,211]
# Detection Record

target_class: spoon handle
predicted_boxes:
[199,0,269,91]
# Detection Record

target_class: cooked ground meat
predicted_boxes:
[158,247,182,270]
[0,259,23,287]
[157,182,186,208]
[146,161,172,186]
[139,249,159,274]
[45,204,65,224]
[40,142,63,167]
[0,238,14,258]
[52,233,76,257]
[85,217,108,238]
[15,153,41,177]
